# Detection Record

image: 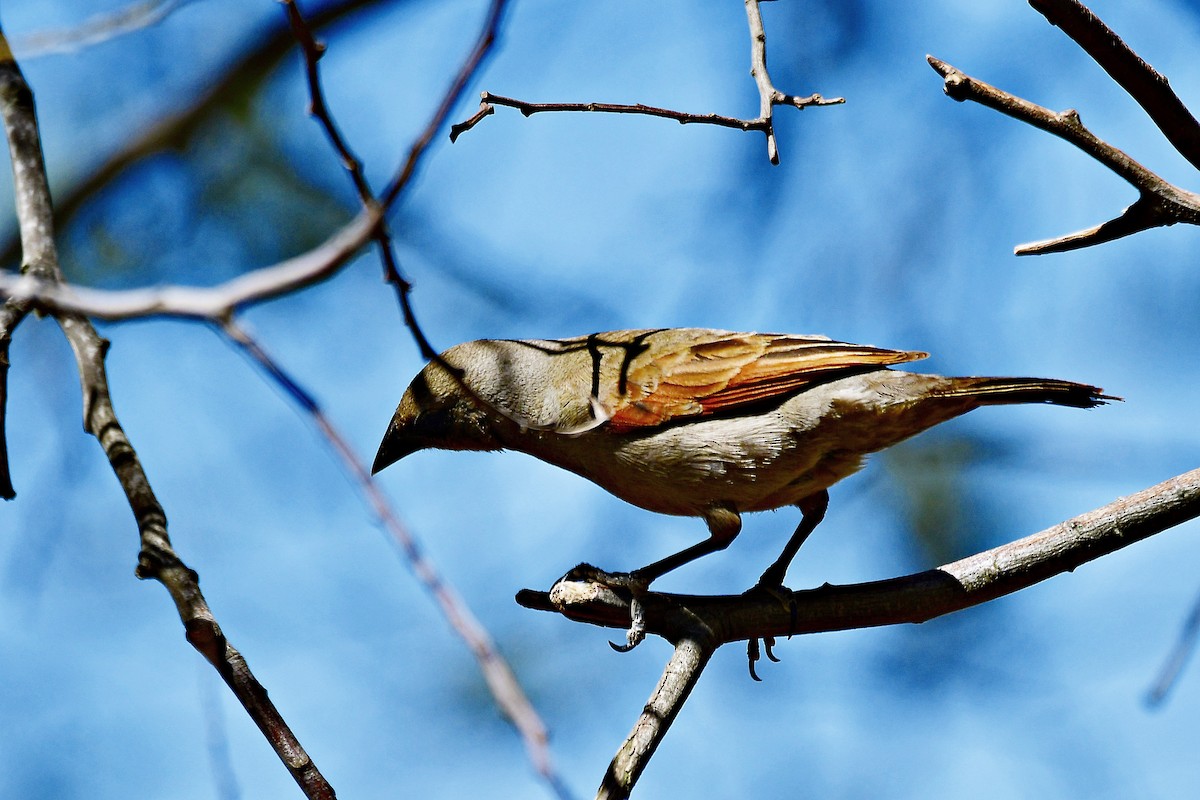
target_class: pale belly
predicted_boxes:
[521,404,864,517]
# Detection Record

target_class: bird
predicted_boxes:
[372,328,1113,605]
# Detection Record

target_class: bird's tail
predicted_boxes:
[932,376,1119,409]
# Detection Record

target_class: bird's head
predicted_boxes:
[371,359,503,475]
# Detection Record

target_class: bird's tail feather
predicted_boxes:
[933,376,1119,409]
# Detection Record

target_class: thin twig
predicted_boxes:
[1146,587,1200,708]
[0,298,29,498]
[12,0,198,58]
[0,207,380,319]
[450,0,843,164]
[0,0,388,267]
[927,55,1200,254]
[472,92,778,131]
[0,28,336,800]
[219,318,572,799]
[1028,0,1200,171]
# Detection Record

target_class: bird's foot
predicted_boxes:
[556,564,652,651]
[741,581,798,679]
[746,636,781,682]
[606,569,652,652]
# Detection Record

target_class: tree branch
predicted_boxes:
[927,55,1200,254]
[597,636,715,800]
[449,0,844,164]
[0,0,393,268]
[0,26,336,800]
[517,467,1200,797]
[0,206,380,320]
[219,318,571,799]
[12,0,196,58]
[1028,0,1200,172]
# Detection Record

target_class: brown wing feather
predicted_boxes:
[607,332,927,430]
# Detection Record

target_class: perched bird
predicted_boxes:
[372,328,1113,594]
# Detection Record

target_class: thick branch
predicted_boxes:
[928,55,1200,254]
[1028,0,1200,171]
[0,27,335,800]
[521,467,1200,643]
[517,468,1198,798]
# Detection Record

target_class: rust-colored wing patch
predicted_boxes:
[606,332,927,430]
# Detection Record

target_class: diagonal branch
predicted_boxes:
[12,0,197,58]
[449,0,843,164]
[928,55,1200,254]
[1028,0,1200,172]
[218,318,572,799]
[0,27,336,800]
[597,636,714,800]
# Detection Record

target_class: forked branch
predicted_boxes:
[450,0,844,164]
[519,467,1200,798]
[928,0,1200,254]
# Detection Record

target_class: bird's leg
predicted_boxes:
[743,491,830,676]
[608,504,743,651]
[628,503,743,584]
[756,489,829,589]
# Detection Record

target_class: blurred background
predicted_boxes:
[2,0,1198,797]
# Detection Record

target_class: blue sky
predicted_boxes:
[2,1,1199,798]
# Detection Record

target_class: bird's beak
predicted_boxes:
[371,421,422,475]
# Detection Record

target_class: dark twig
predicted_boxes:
[0,28,336,800]
[0,298,29,498]
[450,0,843,164]
[1028,0,1200,172]
[928,55,1200,254]
[519,467,1200,798]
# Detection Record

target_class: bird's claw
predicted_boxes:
[609,595,647,651]
[746,636,781,681]
[560,565,652,651]
[742,581,798,678]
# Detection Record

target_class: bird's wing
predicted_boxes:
[605,331,928,430]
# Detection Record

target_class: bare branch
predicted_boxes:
[12,0,197,58]
[524,468,1200,642]
[517,467,1200,796]
[468,92,779,132]
[597,637,715,800]
[928,55,1200,254]
[0,298,28,498]
[0,26,336,800]
[450,0,843,164]
[0,206,379,320]
[219,319,572,799]
[1028,0,1200,172]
